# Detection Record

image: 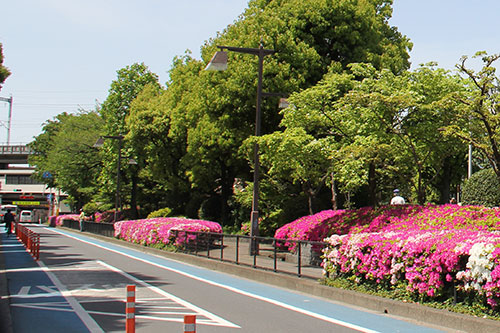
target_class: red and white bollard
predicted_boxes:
[184,315,196,333]
[126,285,136,333]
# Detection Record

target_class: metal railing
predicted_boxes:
[61,220,327,280]
[170,230,326,280]
[62,219,115,237]
[15,223,40,260]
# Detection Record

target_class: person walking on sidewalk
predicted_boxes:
[4,209,15,237]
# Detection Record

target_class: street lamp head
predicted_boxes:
[205,51,228,71]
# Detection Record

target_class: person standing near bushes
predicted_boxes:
[79,209,85,232]
[390,189,406,205]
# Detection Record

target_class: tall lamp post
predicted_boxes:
[94,135,124,222]
[206,42,276,255]
[0,96,13,144]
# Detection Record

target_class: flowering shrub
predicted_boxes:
[114,217,222,247]
[274,205,423,246]
[49,214,80,226]
[320,204,500,309]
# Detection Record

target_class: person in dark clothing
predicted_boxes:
[4,209,15,237]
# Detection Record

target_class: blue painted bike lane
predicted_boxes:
[1,229,101,333]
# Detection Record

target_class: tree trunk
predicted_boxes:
[368,162,377,207]
[331,172,337,210]
[220,163,231,226]
[437,157,452,204]
[303,181,315,215]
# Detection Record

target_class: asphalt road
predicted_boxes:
[3,225,446,332]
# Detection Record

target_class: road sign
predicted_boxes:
[13,201,40,206]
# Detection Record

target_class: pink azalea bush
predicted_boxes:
[114,217,222,247]
[49,214,80,226]
[274,205,423,250]
[320,204,500,309]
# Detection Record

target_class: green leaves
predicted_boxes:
[30,111,104,206]
[0,43,10,89]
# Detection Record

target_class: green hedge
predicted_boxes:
[147,207,173,218]
[462,168,500,207]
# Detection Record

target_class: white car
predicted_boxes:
[20,210,33,223]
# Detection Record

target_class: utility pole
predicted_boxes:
[0,96,13,144]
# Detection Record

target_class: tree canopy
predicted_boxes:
[0,43,11,90]
[30,1,492,233]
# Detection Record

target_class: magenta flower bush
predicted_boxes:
[114,217,222,247]
[49,214,80,226]
[274,205,422,245]
[321,204,500,309]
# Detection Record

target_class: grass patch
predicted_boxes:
[321,277,500,321]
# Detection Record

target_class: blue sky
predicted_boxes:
[0,0,499,144]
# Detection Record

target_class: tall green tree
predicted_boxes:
[0,43,10,90]
[443,52,500,183]
[190,0,411,224]
[29,111,104,209]
[98,63,161,217]
[268,62,466,208]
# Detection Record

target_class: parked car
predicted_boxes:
[20,210,33,223]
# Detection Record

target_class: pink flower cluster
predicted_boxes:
[274,205,419,244]
[318,204,500,308]
[114,217,222,247]
[49,214,80,226]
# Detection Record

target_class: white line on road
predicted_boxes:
[97,260,241,328]
[37,260,104,333]
[50,228,379,333]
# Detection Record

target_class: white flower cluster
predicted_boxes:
[390,258,405,285]
[457,242,494,291]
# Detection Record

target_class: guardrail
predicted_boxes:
[62,219,115,237]
[15,223,40,260]
[61,220,326,280]
[169,230,326,279]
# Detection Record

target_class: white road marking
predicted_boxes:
[50,228,379,333]
[37,260,104,332]
[97,260,240,328]
[18,286,30,295]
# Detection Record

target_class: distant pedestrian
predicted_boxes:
[79,209,85,232]
[390,189,406,205]
[4,209,15,237]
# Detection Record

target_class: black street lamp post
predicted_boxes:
[206,42,276,255]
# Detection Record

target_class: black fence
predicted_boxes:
[170,230,326,279]
[62,219,115,238]
[62,219,326,280]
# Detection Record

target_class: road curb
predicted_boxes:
[0,233,14,333]
[68,228,500,333]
